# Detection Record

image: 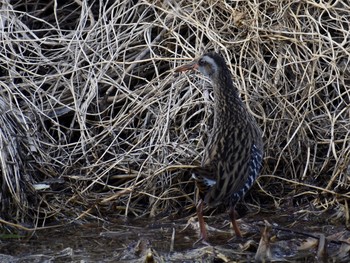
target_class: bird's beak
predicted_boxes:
[174,61,199,72]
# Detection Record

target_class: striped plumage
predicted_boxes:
[175,52,263,241]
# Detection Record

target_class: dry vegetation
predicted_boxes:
[1,0,350,229]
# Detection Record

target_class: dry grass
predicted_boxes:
[1,0,350,228]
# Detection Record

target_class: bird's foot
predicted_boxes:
[227,234,244,243]
[193,236,211,247]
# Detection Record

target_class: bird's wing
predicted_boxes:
[231,143,263,204]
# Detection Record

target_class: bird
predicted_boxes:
[175,52,263,241]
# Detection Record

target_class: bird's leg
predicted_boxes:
[196,199,208,241]
[229,206,242,238]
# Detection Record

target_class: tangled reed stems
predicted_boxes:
[0,0,350,228]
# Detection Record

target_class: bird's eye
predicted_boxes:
[198,59,206,66]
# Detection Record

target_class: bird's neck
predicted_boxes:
[211,71,243,119]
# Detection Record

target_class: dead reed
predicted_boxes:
[0,0,349,228]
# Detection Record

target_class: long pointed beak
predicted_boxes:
[174,61,199,72]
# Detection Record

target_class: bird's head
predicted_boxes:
[175,53,228,79]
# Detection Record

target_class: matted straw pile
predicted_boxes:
[1,0,350,227]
